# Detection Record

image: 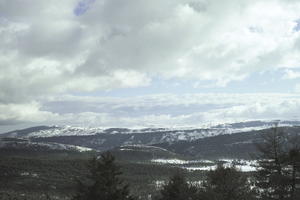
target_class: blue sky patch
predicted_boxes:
[74,0,95,16]
[294,19,300,31]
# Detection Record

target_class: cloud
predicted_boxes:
[1,93,300,131]
[294,84,300,93]
[34,93,300,128]
[283,69,300,79]
[0,102,57,125]
[74,0,96,16]
[1,0,300,129]
[1,0,300,101]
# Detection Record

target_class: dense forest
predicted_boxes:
[0,126,299,200]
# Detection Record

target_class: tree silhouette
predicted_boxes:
[255,124,300,199]
[157,173,198,200]
[288,147,300,200]
[202,164,255,200]
[72,152,135,200]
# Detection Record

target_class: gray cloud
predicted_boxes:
[34,93,300,127]
[1,93,300,131]
[1,0,300,99]
[1,0,300,129]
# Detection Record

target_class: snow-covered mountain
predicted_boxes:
[0,137,92,152]
[1,121,300,153]
[1,120,299,140]
[1,120,300,159]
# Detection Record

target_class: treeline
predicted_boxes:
[71,125,299,200]
[1,125,299,200]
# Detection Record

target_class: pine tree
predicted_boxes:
[202,164,255,200]
[157,173,198,200]
[255,125,292,200]
[287,135,300,200]
[72,152,135,200]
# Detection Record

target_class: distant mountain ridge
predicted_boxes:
[1,120,300,159]
[2,120,298,139]
[156,125,300,159]
[0,137,92,153]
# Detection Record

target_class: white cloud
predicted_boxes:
[294,84,300,93]
[0,102,57,125]
[283,69,300,79]
[1,0,300,129]
[13,93,298,128]
[1,93,300,130]
[1,0,300,101]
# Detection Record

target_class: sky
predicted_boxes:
[1,0,300,132]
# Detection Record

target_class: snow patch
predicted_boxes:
[152,158,258,172]
[151,158,214,165]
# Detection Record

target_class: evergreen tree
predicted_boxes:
[202,164,255,200]
[157,173,198,200]
[286,135,300,200]
[72,152,135,200]
[255,125,292,200]
[288,148,300,200]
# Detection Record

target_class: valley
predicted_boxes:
[0,121,299,199]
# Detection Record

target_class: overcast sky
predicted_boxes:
[1,0,300,132]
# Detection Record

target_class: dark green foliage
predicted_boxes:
[3,125,300,200]
[32,129,210,152]
[27,126,300,159]
[202,165,255,200]
[72,152,135,200]
[255,127,290,199]
[156,126,300,159]
[288,147,300,200]
[0,150,206,200]
[255,125,300,200]
[111,145,181,162]
[156,173,198,200]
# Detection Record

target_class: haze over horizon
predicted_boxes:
[1,0,300,133]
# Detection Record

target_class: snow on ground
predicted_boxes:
[74,145,93,152]
[184,164,256,172]
[120,145,170,152]
[29,142,93,152]
[20,172,39,178]
[16,120,296,139]
[27,126,105,138]
[154,180,203,189]
[151,159,214,165]
[151,158,258,172]
[184,166,217,171]
[0,139,93,152]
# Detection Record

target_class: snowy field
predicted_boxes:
[151,158,257,172]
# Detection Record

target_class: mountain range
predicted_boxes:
[1,120,300,159]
